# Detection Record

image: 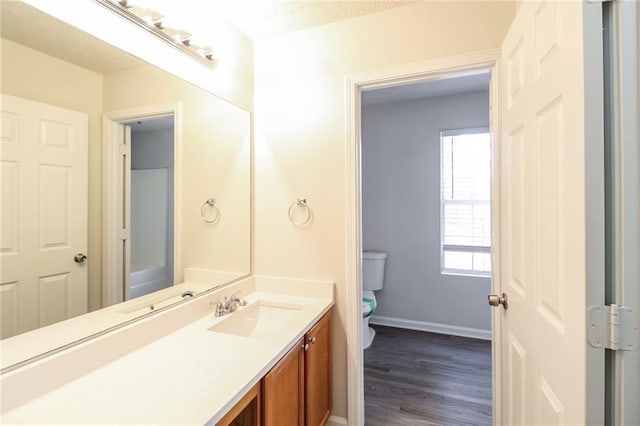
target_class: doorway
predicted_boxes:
[103,104,182,307]
[344,50,501,426]
[360,73,493,424]
[127,117,175,300]
[348,2,609,419]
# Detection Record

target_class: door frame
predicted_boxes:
[102,103,183,306]
[602,0,640,421]
[345,49,502,425]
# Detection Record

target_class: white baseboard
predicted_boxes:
[327,415,348,426]
[369,315,491,341]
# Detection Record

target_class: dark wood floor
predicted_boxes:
[364,325,492,426]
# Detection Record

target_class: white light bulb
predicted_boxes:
[128,6,162,24]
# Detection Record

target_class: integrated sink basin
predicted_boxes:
[208,301,304,338]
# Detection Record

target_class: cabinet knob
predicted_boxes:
[303,343,310,351]
[309,336,317,344]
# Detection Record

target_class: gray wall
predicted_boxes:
[131,125,174,285]
[362,90,491,334]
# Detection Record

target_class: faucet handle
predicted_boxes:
[231,291,247,306]
[214,300,225,317]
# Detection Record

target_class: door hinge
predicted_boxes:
[588,304,638,351]
[119,143,127,156]
[120,228,129,240]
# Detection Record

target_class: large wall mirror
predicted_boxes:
[0,1,251,369]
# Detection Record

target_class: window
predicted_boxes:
[440,128,491,276]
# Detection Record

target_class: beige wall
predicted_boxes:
[22,1,254,112]
[1,38,104,311]
[103,65,251,282]
[253,2,516,419]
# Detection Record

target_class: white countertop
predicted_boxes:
[0,278,334,425]
[0,282,214,370]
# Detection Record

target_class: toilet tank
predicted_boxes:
[363,251,387,291]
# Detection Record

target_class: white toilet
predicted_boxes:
[362,250,386,349]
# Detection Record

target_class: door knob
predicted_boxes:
[488,292,508,310]
[74,253,87,263]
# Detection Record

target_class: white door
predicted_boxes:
[1,94,88,338]
[497,0,599,424]
[123,125,132,301]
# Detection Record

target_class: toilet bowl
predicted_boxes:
[362,251,386,349]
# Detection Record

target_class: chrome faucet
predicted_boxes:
[214,291,247,317]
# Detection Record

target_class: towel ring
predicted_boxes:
[201,198,220,224]
[288,198,311,226]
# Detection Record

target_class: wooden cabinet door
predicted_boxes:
[304,310,332,426]
[262,338,304,426]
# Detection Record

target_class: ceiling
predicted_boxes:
[207,0,418,40]
[0,1,144,75]
[2,1,488,106]
[1,1,417,75]
[362,73,491,106]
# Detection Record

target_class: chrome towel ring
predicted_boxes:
[201,198,220,224]
[288,198,311,226]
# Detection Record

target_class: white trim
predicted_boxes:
[344,72,364,426]
[488,59,503,426]
[441,126,490,137]
[102,117,124,306]
[345,48,501,426]
[608,1,639,422]
[326,415,349,426]
[441,269,491,279]
[583,3,606,424]
[369,316,491,341]
[102,103,183,307]
[123,125,132,301]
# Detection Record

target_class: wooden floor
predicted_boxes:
[364,325,492,426]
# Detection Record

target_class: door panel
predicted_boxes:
[263,338,304,426]
[499,0,591,423]
[305,310,332,426]
[0,94,88,338]
[39,273,71,326]
[1,160,19,255]
[507,330,526,425]
[40,165,71,249]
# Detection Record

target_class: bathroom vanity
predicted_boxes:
[220,309,332,426]
[0,277,334,425]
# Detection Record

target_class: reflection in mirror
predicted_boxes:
[129,117,175,299]
[0,1,251,369]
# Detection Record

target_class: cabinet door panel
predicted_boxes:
[305,310,332,426]
[263,338,304,426]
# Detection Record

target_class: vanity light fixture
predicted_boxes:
[94,0,217,68]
